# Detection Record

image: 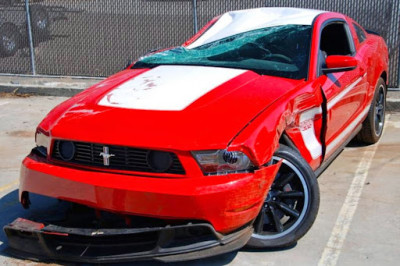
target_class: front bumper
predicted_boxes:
[20,154,279,233]
[4,217,253,263]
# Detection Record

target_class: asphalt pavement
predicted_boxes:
[0,95,399,265]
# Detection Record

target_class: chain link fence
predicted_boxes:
[0,0,399,86]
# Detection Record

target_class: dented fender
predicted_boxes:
[228,80,324,169]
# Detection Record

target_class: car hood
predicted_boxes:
[44,65,303,151]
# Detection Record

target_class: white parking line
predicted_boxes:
[318,115,390,266]
[0,101,10,106]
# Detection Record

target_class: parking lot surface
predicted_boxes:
[0,95,399,265]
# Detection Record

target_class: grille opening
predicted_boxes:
[51,140,185,175]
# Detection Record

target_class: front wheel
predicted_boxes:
[247,145,319,248]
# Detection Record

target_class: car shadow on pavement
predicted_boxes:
[113,252,239,266]
[346,138,370,148]
[0,190,238,265]
[241,242,297,253]
[0,190,21,255]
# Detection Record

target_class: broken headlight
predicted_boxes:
[192,150,253,175]
[35,128,50,157]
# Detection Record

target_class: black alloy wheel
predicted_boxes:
[247,145,319,248]
[254,157,307,236]
[357,77,386,144]
[374,84,385,137]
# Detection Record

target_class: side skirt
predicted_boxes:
[314,124,362,177]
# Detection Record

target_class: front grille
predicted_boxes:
[51,140,185,175]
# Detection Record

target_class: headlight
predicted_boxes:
[35,128,50,157]
[192,150,253,175]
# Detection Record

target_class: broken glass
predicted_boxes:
[134,25,312,80]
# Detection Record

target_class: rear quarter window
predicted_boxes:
[353,23,367,43]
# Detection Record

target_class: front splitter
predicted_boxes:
[4,217,253,263]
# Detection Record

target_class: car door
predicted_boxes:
[318,20,369,158]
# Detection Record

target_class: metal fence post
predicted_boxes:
[393,0,400,88]
[398,44,400,88]
[398,1,400,88]
[24,0,36,75]
[192,0,198,33]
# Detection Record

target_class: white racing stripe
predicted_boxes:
[299,107,323,159]
[327,77,363,110]
[318,115,389,266]
[98,65,246,111]
[326,105,369,155]
[299,76,364,159]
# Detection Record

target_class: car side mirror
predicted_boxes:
[322,55,358,74]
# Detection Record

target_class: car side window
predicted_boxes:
[353,23,367,43]
[320,22,355,56]
[318,22,356,76]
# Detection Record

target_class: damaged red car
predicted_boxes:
[4,7,388,263]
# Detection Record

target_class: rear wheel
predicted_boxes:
[0,23,20,57]
[247,145,319,248]
[30,4,51,41]
[357,77,386,144]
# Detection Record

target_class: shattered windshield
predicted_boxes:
[133,25,312,80]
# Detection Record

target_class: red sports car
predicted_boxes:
[5,7,388,263]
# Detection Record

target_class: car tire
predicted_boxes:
[357,77,386,144]
[247,145,320,248]
[30,4,50,41]
[0,23,20,57]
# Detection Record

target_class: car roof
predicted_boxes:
[187,7,326,49]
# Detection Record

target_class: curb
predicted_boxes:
[0,75,102,97]
[387,99,400,112]
[0,85,85,97]
[387,90,400,112]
